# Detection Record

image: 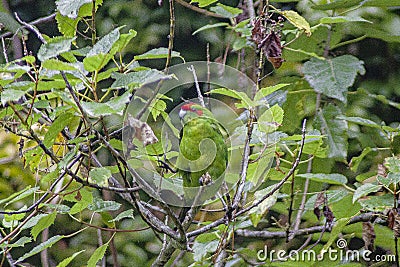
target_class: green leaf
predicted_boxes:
[0,236,32,248]
[87,242,109,267]
[280,10,311,36]
[193,234,219,261]
[1,89,26,106]
[352,183,381,203]
[31,212,57,240]
[56,0,91,19]
[88,199,121,213]
[210,3,242,18]
[43,112,74,147]
[193,22,229,35]
[81,91,131,117]
[303,55,365,102]
[258,105,284,133]
[68,188,93,214]
[109,209,134,222]
[363,0,400,6]
[57,250,85,267]
[209,88,254,109]
[0,11,21,34]
[349,147,372,172]
[83,28,121,71]
[88,28,120,57]
[320,16,372,24]
[134,48,181,60]
[254,84,290,102]
[190,0,217,7]
[305,189,348,210]
[314,104,348,160]
[378,173,400,188]
[320,218,349,253]
[384,157,400,173]
[56,11,79,37]
[312,0,363,10]
[42,59,77,71]
[359,194,392,211]
[15,235,64,263]
[112,29,137,53]
[249,185,279,227]
[38,37,75,61]
[1,186,38,206]
[297,173,348,185]
[111,70,172,89]
[89,167,111,186]
[337,116,380,128]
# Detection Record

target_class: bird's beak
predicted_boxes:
[179,109,186,120]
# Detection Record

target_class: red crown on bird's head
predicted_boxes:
[179,102,203,119]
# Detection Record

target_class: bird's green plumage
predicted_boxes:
[178,104,228,188]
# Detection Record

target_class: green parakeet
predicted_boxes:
[177,102,228,221]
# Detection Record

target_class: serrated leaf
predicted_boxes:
[0,236,32,248]
[31,212,57,240]
[21,214,47,230]
[87,28,120,57]
[303,55,365,102]
[305,189,348,210]
[111,69,172,89]
[312,0,363,10]
[134,48,181,60]
[210,3,242,18]
[38,37,75,61]
[378,173,400,187]
[193,22,229,35]
[337,116,380,128]
[56,11,79,37]
[112,29,137,52]
[280,10,311,36]
[297,173,347,185]
[320,16,372,24]
[15,235,64,263]
[353,183,381,203]
[43,112,74,148]
[88,199,121,213]
[57,250,85,267]
[349,147,372,172]
[209,88,254,109]
[314,104,348,160]
[87,242,109,267]
[2,186,38,206]
[249,185,279,227]
[42,59,77,71]
[258,105,284,133]
[384,157,400,173]
[254,84,290,102]
[363,0,399,6]
[81,91,131,117]
[56,0,90,19]
[108,209,134,222]
[1,89,26,106]
[190,0,217,7]
[89,167,111,186]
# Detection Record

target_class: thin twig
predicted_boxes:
[188,65,205,107]
[0,13,56,39]
[175,0,225,18]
